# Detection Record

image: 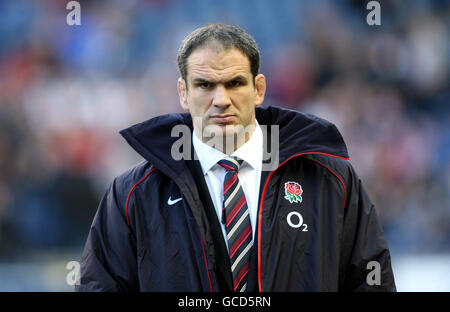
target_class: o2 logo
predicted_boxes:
[286,211,308,232]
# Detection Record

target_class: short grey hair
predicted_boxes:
[177,23,260,83]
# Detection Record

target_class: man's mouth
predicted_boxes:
[210,114,236,124]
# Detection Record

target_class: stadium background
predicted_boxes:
[0,0,448,291]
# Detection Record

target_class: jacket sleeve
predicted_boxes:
[339,164,396,292]
[75,178,139,292]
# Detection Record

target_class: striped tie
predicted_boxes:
[218,156,253,292]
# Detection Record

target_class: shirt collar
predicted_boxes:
[192,120,263,175]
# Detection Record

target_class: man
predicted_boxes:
[76,23,396,292]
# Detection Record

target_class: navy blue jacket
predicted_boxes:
[75,105,396,291]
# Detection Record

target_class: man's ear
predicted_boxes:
[254,74,266,107]
[177,77,189,111]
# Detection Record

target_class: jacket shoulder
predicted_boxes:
[302,153,354,182]
[110,160,157,207]
[115,160,155,188]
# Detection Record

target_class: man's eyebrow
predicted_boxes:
[191,75,248,84]
[192,77,213,84]
[228,75,248,82]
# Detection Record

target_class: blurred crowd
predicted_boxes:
[0,0,448,260]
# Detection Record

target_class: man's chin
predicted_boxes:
[205,123,240,136]
[201,123,254,154]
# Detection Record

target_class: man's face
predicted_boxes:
[177,45,266,151]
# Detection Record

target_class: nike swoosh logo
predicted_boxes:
[167,196,183,205]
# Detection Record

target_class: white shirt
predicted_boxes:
[192,121,263,250]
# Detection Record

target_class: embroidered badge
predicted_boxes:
[284,181,303,204]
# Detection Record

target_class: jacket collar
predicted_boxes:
[119,105,349,179]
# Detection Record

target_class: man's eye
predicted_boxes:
[200,82,211,89]
[229,80,241,88]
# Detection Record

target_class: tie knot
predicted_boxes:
[218,156,243,172]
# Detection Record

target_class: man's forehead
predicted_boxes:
[186,45,251,80]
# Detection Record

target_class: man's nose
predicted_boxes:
[212,85,232,107]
